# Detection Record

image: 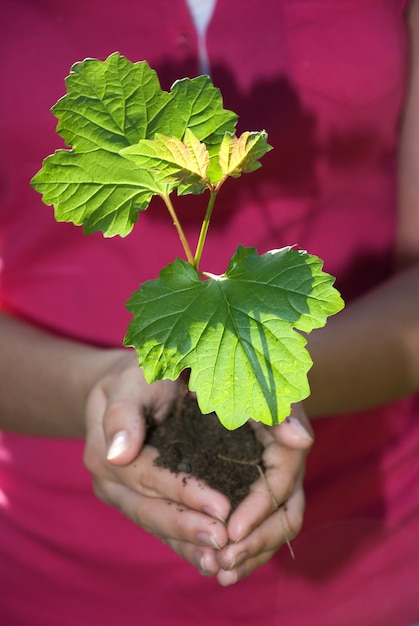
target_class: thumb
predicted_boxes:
[106,419,144,466]
[103,377,147,467]
[271,403,314,451]
[104,373,179,465]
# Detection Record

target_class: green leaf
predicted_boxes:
[219,131,272,179]
[32,149,165,237]
[31,53,238,236]
[51,53,171,152]
[124,246,344,430]
[164,76,238,146]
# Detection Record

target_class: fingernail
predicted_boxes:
[221,570,238,586]
[107,430,130,460]
[196,532,221,550]
[194,550,211,575]
[287,416,314,442]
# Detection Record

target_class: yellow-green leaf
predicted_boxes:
[121,129,210,194]
[219,131,272,179]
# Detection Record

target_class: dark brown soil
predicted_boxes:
[145,395,264,511]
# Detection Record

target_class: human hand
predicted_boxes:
[83,349,232,573]
[84,350,312,578]
[214,404,313,586]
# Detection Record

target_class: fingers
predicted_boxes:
[227,428,308,543]
[91,473,228,574]
[216,482,305,586]
[108,444,232,520]
[85,387,232,521]
[217,405,311,582]
[93,477,229,549]
[167,540,220,576]
[225,404,312,543]
[86,420,231,572]
[85,402,232,522]
[102,495,224,576]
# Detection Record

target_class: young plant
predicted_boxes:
[31,52,344,431]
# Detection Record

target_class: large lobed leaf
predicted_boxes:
[31,52,238,236]
[124,246,344,429]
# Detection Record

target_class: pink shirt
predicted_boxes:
[1,1,418,624]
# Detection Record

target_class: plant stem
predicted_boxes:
[161,193,194,264]
[193,189,218,270]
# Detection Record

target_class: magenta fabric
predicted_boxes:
[1,1,418,624]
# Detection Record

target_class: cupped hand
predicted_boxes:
[83,350,313,580]
[215,404,313,586]
[83,349,231,575]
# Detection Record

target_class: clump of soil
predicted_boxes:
[145,395,264,511]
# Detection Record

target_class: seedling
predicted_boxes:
[32,52,344,430]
